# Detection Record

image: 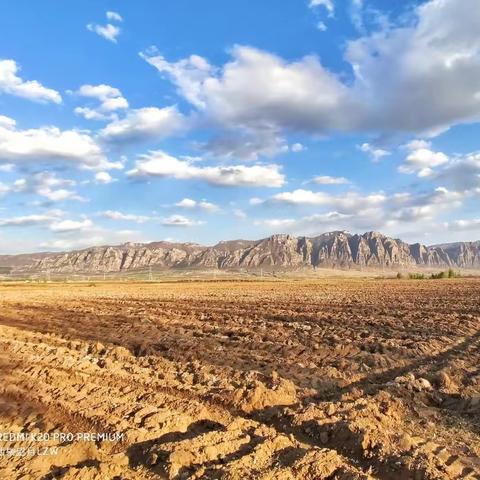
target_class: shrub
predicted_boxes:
[408,272,425,280]
[448,268,458,278]
[396,272,404,279]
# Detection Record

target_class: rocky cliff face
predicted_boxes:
[0,231,479,273]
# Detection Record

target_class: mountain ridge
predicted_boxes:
[0,231,479,273]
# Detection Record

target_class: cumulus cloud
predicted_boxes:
[430,152,480,193]
[311,175,350,185]
[50,219,93,233]
[346,0,480,135]
[175,198,219,212]
[254,185,466,237]
[316,21,328,32]
[87,23,120,43]
[142,0,480,138]
[0,163,14,173]
[100,106,185,143]
[359,143,390,162]
[233,209,247,219]
[12,171,84,202]
[162,215,204,227]
[0,120,117,170]
[349,0,365,33]
[269,189,386,210]
[309,0,334,16]
[127,150,285,187]
[0,210,63,227]
[395,141,480,194]
[198,130,288,161]
[100,210,153,223]
[0,115,16,129]
[0,59,61,103]
[399,141,449,177]
[291,143,306,153]
[94,171,115,184]
[41,236,106,251]
[106,11,123,22]
[87,11,122,43]
[0,182,10,196]
[75,84,128,120]
[445,219,480,231]
[256,211,351,232]
[40,228,141,252]
[141,46,354,133]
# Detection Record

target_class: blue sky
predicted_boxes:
[0,0,479,253]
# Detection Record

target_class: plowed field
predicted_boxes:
[0,279,479,479]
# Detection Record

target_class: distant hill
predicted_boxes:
[0,231,479,274]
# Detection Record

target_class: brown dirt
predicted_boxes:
[0,278,479,479]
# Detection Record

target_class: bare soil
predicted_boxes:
[0,279,479,479]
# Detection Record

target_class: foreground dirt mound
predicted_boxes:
[0,279,479,479]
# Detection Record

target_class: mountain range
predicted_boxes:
[0,231,479,274]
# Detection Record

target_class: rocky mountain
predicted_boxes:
[0,231,479,274]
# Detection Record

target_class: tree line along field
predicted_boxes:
[0,278,479,479]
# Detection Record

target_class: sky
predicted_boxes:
[0,0,479,253]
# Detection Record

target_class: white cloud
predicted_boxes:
[142,0,480,137]
[87,23,121,43]
[256,211,351,231]
[257,185,466,231]
[0,182,10,196]
[74,107,109,121]
[0,121,116,170]
[359,143,390,162]
[100,106,185,143]
[40,236,105,251]
[95,171,115,184]
[0,59,61,103]
[270,189,387,211]
[198,130,288,161]
[0,115,16,129]
[316,21,328,32]
[311,175,349,185]
[346,0,480,135]
[75,84,128,121]
[0,163,14,172]
[0,210,63,227]
[40,228,140,252]
[127,150,285,187]
[254,186,467,237]
[141,46,352,133]
[431,151,480,192]
[12,171,84,202]
[233,209,247,219]
[50,219,93,233]
[40,225,143,251]
[399,143,449,177]
[162,215,204,227]
[349,0,365,33]
[101,210,152,223]
[445,219,480,231]
[175,198,219,212]
[291,143,305,153]
[106,11,123,22]
[309,0,334,16]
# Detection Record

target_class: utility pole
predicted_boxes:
[148,266,153,281]
[46,269,51,282]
